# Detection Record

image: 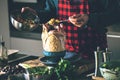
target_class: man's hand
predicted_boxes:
[69,14,89,27]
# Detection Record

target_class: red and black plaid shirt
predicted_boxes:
[58,0,107,59]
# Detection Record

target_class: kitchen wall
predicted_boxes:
[10,37,44,56]
[0,0,10,49]
[0,0,120,59]
[107,24,120,60]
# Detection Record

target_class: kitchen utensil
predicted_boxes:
[10,10,40,32]
[59,19,68,23]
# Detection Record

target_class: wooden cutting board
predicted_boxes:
[92,76,105,80]
[20,58,45,68]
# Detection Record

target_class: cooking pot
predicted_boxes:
[10,10,40,31]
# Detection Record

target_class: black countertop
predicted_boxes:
[8,53,39,65]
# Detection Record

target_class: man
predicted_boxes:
[22,0,120,60]
[56,0,120,60]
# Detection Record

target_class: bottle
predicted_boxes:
[1,42,8,61]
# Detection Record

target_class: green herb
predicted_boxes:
[27,59,76,80]
[49,59,76,80]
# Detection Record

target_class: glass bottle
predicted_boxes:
[1,42,8,61]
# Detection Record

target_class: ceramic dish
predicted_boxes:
[100,61,120,80]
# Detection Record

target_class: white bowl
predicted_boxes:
[100,61,120,80]
[100,67,120,80]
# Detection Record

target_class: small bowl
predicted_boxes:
[100,61,120,80]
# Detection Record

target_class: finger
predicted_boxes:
[69,17,77,23]
[72,14,81,18]
[59,23,66,34]
[21,8,25,13]
[69,14,82,23]
[74,21,86,27]
[60,23,64,28]
[42,24,49,31]
[77,18,84,23]
[58,23,63,31]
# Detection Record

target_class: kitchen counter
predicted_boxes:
[106,24,120,60]
[0,52,95,80]
[0,53,39,80]
[8,53,39,65]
